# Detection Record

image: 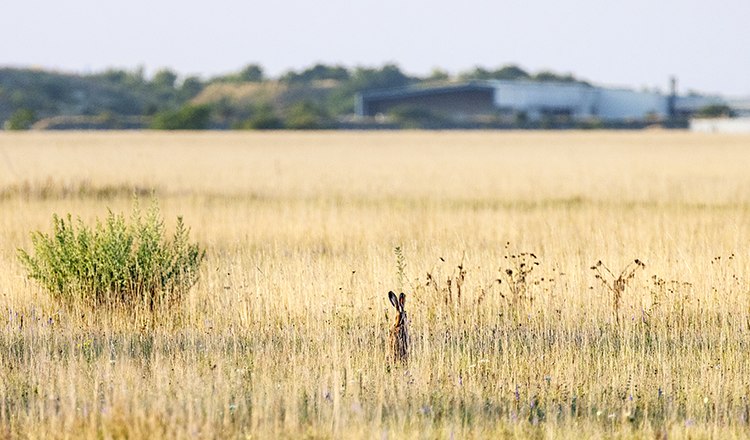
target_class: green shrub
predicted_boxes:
[151,104,212,130]
[695,104,735,118]
[5,108,37,130]
[285,101,331,129]
[235,103,285,130]
[18,202,205,308]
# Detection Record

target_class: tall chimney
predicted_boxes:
[667,76,677,119]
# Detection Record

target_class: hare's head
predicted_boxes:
[388,291,406,322]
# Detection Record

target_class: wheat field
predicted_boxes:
[1,131,750,439]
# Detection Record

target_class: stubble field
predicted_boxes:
[1,131,750,439]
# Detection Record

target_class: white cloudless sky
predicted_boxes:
[3,0,749,96]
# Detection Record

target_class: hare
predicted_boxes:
[388,291,409,362]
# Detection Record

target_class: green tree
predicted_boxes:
[696,104,734,118]
[460,64,531,81]
[97,67,146,88]
[5,108,37,130]
[281,64,350,83]
[237,64,264,82]
[285,101,331,129]
[427,68,450,82]
[461,64,529,81]
[459,65,588,84]
[236,103,284,130]
[533,70,585,84]
[151,104,212,130]
[459,66,492,81]
[179,76,204,100]
[212,64,265,83]
[152,69,178,89]
[349,64,412,91]
[493,65,530,80]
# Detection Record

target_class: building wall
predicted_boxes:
[491,81,669,121]
[363,89,495,119]
[491,81,598,120]
[595,89,668,120]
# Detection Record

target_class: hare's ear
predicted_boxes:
[399,292,406,309]
[388,291,398,308]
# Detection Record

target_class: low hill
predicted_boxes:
[191,79,339,111]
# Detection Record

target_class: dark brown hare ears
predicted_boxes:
[388,291,398,309]
[388,291,406,311]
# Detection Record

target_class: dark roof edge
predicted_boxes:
[358,81,495,101]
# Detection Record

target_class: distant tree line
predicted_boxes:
[2,62,418,130]
[457,65,588,85]
[0,63,720,130]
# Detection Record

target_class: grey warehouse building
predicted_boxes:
[356,80,723,123]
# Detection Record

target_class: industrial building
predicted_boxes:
[356,79,725,123]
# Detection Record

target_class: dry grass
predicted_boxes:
[1,131,750,439]
[191,80,337,111]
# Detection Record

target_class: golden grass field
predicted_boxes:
[1,131,750,439]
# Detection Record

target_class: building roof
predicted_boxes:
[358,81,495,102]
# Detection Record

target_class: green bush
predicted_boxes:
[235,103,285,130]
[151,104,212,130]
[5,108,37,130]
[696,104,735,118]
[18,202,205,308]
[245,113,284,129]
[285,101,331,129]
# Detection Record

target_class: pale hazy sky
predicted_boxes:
[3,0,749,96]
